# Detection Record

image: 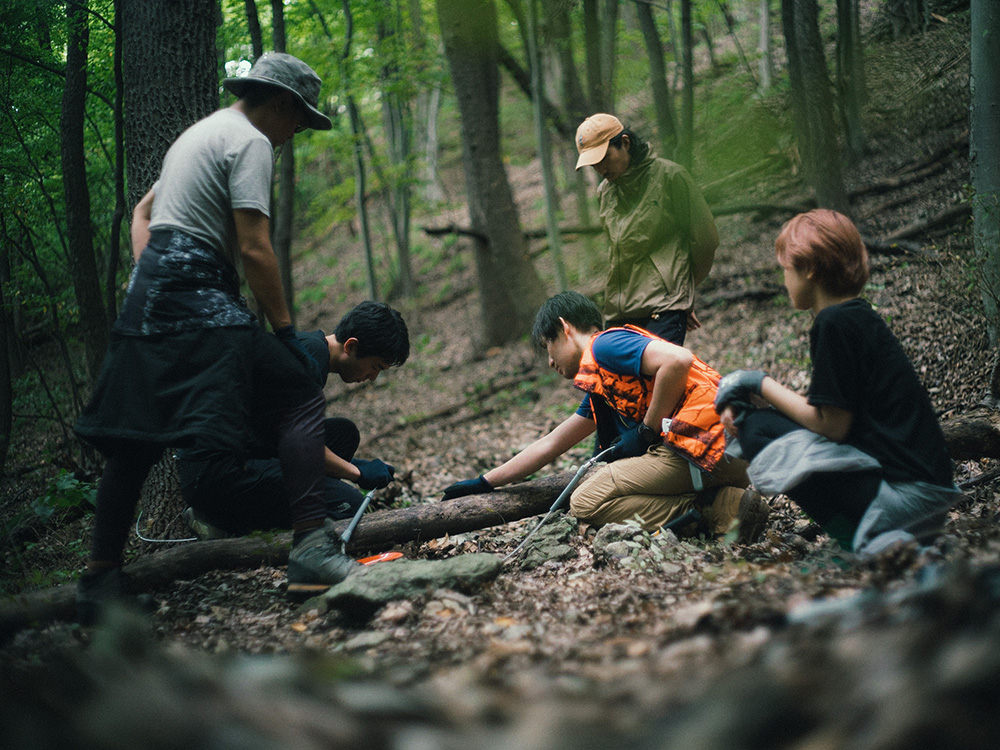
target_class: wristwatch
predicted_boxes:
[637,422,662,444]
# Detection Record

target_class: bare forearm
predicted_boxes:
[326,448,361,482]
[760,377,852,442]
[484,415,594,488]
[242,247,292,330]
[131,189,154,261]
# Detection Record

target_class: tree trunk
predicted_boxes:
[525,0,567,292]
[836,0,866,163]
[971,0,1000,350]
[543,0,588,125]
[270,0,296,322]
[582,0,605,112]
[377,0,416,300]
[636,0,678,160]
[244,0,263,58]
[758,0,773,94]
[61,0,109,383]
[0,248,11,477]
[121,0,218,213]
[437,0,547,346]
[340,0,379,301]
[0,471,579,639]
[781,0,849,213]
[678,0,694,169]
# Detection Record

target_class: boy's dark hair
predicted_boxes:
[334,301,409,366]
[608,127,650,164]
[531,291,604,348]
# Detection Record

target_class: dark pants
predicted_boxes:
[608,310,687,345]
[84,327,326,564]
[178,417,365,535]
[739,409,881,547]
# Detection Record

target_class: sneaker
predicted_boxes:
[287,518,363,596]
[736,488,770,545]
[76,567,154,626]
[182,507,234,541]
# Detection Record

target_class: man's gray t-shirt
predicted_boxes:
[149,108,273,267]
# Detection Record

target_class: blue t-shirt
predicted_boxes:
[575,329,652,436]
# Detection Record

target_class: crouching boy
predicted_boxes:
[442,291,769,543]
[714,210,960,557]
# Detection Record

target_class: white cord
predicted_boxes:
[135,509,198,543]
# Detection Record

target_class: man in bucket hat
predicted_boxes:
[75,53,357,620]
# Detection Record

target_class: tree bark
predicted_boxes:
[121,0,218,213]
[61,0,109,382]
[0,472,578,640]
[781,0,849,213]
[678,0,694,169]
[377,0,416,300]
[836,0,866,162]
[437,0,547,347]
[971,0,1000,348]
[758,0,773,94]
[636,0,678,160]
[270,0,296,322]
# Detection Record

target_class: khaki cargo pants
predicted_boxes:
[569,443,750,532]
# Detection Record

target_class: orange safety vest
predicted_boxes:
[574,326,727,473]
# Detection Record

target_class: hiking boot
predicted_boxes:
[182,506,234,541]
[699,486,770,544]
[76,567,155,626]
[287,518,363,596]
[735,488,770,545]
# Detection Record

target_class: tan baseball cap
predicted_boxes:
[575,113,624,169]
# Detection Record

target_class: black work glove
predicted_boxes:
[351,458,395,490]
[442,475,493,501]
[274,325,324,385]
[714,370,768,419]
[607,423,662,462]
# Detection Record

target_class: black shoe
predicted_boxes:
[77,567,154,625]
[287,519,363,596]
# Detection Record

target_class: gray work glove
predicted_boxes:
[714,370,768,418]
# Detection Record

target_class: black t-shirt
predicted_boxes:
[298,329,331,388]
[807,298,952,486]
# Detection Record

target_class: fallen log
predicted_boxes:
[941,409,1000,461]
[0,472,578,641]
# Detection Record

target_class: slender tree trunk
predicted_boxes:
[971,0,1000,356]
[636,0,678,159]
[437,0,547,346]
[377,0,416,300]
[106,0,126,323]
[525,0,567,291]
[543,0,588,125]
[781,0,849,212]
[61,0,109,383]
[341,0,379,301]
[245,0,263,58]
[582,0,606,112]
[836,0,866,163]
[270,0,296,322]
[0,244,11,477]
[758,0,773,93]
[599,0,620,112]
[678,0,694,168]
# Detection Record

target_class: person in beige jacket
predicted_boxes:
[575,113,719,345]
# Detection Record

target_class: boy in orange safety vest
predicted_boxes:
[442,291,769,542]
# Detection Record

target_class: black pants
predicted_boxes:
[178,417,365,535]
[739,409,881,547]
[607,310,688,345]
